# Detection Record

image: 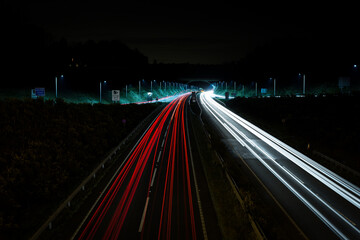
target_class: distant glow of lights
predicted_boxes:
[206,90,232,99]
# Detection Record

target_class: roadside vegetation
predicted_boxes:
[0,98,158,239]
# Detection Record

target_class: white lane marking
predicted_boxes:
[138,197,150,232]
[157,151,162,163]
[151,168,157,187]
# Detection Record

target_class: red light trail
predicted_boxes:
[75,92,199,240]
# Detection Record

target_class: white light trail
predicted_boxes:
[200,91,360,239]
[201,92,360,208]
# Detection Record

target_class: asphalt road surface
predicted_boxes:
[200,91,360,240]
[72,92,205,240]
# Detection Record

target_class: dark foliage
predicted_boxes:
[0,99,157,238]
[0,17,148,90]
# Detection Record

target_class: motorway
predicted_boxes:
[200,91,360,239]
[72,93,205,240]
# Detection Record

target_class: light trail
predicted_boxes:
[78,101,175,240]
[75,92,199,240]
[200,91,360,239]
[201,92,360,208]
[156,93,197,240]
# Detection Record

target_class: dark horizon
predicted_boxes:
[2,2,360,64]
[1,2,360,93]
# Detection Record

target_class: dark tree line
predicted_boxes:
[145,34,360,91]
[0,17,148,90]
[235,35,360,89]
[2,3,359,93]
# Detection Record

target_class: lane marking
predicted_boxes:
[151,168,157,187]
[157,150,162,163]
[138,197,150,232]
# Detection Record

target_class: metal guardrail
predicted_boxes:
[30,104,165,240]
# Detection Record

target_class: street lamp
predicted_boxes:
[55,75,64,98]
[100,80,106,103]
[303,74,305,95]
[299,73,305,95]
[272,78,276,96]
[255,82,258,97]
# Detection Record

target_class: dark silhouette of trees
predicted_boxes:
[236,35,360,88]
[0,19,148,90]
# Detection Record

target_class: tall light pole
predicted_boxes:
[303,74,306,95]
[100,80,106,103]
[55,75,63,98]
[139,80,141,96]
[274,78,276,96]
[55,76,57,98]
[255,82,257,97]
[99,81,102,103]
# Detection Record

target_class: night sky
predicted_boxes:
[2,1,360,64]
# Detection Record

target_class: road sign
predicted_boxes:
[31,88,45,99]
[112,90,120,101]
